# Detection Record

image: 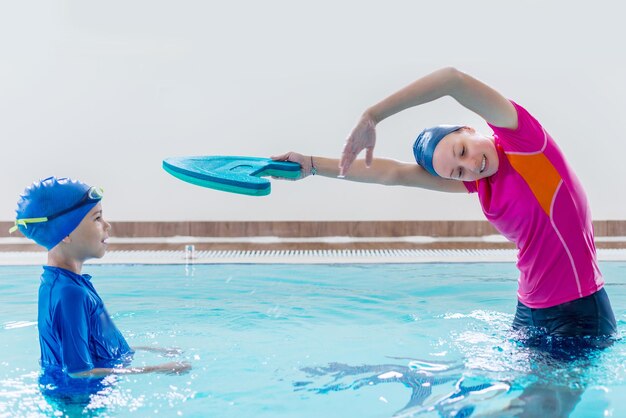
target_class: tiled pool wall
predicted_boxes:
[1,221,625,264]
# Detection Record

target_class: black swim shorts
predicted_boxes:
[512,287,617,338]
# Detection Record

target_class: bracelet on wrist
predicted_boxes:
[310,156,317,176]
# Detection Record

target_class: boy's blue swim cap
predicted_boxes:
[11,177,103,250]
[413,125,463,177]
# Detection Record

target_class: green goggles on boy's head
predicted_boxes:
[9,186,104,233]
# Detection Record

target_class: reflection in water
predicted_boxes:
[39,369,118,416]
[295,358,509,417]
[294,332,617,418]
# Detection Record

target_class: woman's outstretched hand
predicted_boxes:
[271,152,313,179]
[339,114,376,177]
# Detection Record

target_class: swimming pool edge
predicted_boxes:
[1,249,626,265]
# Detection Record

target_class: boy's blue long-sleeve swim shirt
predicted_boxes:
[38,266,133,374]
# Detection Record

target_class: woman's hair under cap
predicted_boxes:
[412,125,463,177]
[14,177,100,250]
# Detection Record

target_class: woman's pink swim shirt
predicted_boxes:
[464,101,603,308]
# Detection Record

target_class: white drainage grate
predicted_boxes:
[0,249,625,265]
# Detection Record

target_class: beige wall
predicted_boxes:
[1,1,625,221]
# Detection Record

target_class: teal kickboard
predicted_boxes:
[163,156,301,196]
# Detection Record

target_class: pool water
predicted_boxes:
[0,262,624,417]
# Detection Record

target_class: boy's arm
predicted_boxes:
[132,345,182,356]
[272,152,467,193]
[69,361,191,378]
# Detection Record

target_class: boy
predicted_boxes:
[10,176,191,378]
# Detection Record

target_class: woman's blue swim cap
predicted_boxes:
[413,125,463,177]
[13,177,102,250]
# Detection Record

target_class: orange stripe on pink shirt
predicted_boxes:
[506,152,562,216]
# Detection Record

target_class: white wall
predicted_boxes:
[1,1,624,221]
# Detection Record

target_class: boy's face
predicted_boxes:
[432,127,499,181]
[66,202,111,260]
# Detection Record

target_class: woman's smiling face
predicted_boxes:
[432,127,499,181]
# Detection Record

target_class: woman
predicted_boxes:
[273,66,616,340]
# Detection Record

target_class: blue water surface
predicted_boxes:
[0,262,624,417]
